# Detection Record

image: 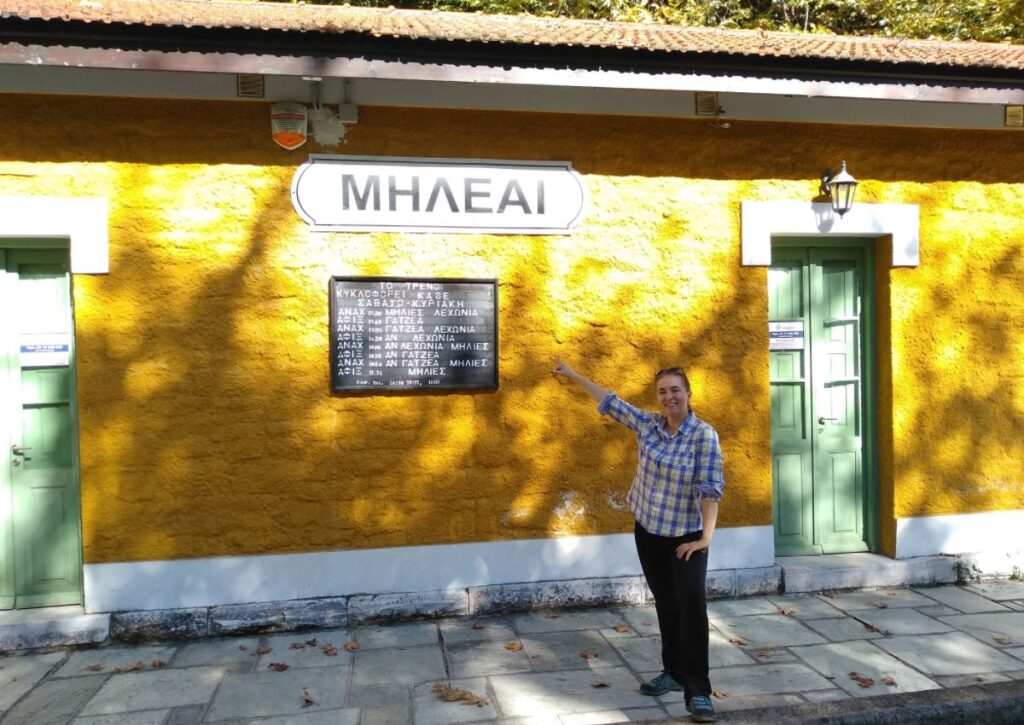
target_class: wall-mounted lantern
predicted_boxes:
[820,160,858,216]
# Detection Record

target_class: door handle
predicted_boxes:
[11,444,32,456]
[817,416,838,425]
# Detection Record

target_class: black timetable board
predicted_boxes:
[329,277,498,392]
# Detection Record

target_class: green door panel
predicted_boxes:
[769,250,818,555]
[771,244,871,556]
[0,247,82,609]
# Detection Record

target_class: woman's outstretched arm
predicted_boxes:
[551,359,612,403]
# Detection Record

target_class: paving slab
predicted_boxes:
[934,672,1014,687]
[489,666,649,717]
[519,630,623,672]
[802,617,883,642]
[345,682,410,707]
[764,594,846,620]
[352,644,446,686]
[509,609,627,635]
[411,677,498,725]
[850,607,954,635]
[242,708,360,724]
[915,605,961,618]
[1008,647,1024,662]
[78,666,224,716]
[790,639,941,697]
[206,665,349,721]
[171,637,261,668]
[0,651,66,710]
[53,645,179,678]
[914,585,1011,613]
[874,631,1023,676]
[560,706,668,723]
[2,673,107,725]
[803,689,852,703]
[695,662,838,697]
[446,639,535,677]
[348,622,437,650]
[966,581,1024,601]
[711,613,827,648]
[257,630,354,670]
[819,588,936,611]
[708,631,759,667]
[707,598,780,618]
[614,606,659,638]
[939,611,1024,646]
[439,616,517,644]
[73,710,171,725]
[361,703,412,725]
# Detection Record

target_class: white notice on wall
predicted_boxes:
[769,321,804,351]
[20,334,70,367]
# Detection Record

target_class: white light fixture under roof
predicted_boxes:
[820,160,858,217]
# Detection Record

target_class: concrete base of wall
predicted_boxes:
[2,553,1015,650]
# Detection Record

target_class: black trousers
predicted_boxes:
[634,521,711,699]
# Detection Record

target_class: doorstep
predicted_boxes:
[0,605,109,651]
[778,552,958,593]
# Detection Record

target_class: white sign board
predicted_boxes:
[292,155,586,234]
[769,321,805,351]
[20,334,70,367]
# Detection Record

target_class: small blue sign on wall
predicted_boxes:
[769,321,805,351]
[20,340,70,367]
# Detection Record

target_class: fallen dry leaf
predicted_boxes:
[994,636,1012,645]
[613,623,632,633]
[152,660,166,669]
[824,674,836,680]
[322,645,338,657]
[238,645,248,651]
[256,646,271,655]
[290,642,305,650]
[544,611,561,619]
[530,655,541,660]
[777,607,795,616]
[821,590,836,598]
[849,671,875,688]
[301,687,315,708]
[126,662,144,672]
[85,663,103,672]
[305,638,318,646]
[756,651,773,659]
[711,688,729,699]
[471,622,487,630]
[864,624,880,633]
[580,650,598,660]
[110,667,123,674]
[591,680,610,688]
[268,662,290,672]
[728,636,749,646]
[874,602,889,609]
[343,641,360,652]
[882,676,897,686]
[504,642,523,651]
[432,683,489,707]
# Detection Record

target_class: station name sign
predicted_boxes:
[292,155,585,234]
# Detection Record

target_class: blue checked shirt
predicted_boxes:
[598,393,724,538]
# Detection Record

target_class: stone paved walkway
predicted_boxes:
[2,581,1024,724]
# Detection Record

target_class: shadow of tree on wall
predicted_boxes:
[2,94,1022,598]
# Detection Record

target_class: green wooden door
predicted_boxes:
[770,246,870,556]
[0,248,82,609]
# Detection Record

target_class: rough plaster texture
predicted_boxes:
[1,95,1022,565]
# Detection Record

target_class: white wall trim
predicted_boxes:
[83,525,774,613]
[896,510,1024,571]
[0,196,109,274]
[741,201,919,267]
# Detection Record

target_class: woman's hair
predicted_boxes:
[654,366,691,391]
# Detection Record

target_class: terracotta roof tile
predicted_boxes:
[1,0,1022,71]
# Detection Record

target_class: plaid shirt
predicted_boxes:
[598,393,724,538]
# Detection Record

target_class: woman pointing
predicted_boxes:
[551,360,724,724]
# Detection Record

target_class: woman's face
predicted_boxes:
[655,373,691,419]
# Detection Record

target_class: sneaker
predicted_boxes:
[687,694,717,722]
[639,672,683,696]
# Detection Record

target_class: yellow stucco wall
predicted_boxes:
[1,95,1022,564]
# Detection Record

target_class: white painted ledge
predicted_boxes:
[896,510,1024,575]
[741,201,919,267]
[0,196,109,273]
[84,525,774,613]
